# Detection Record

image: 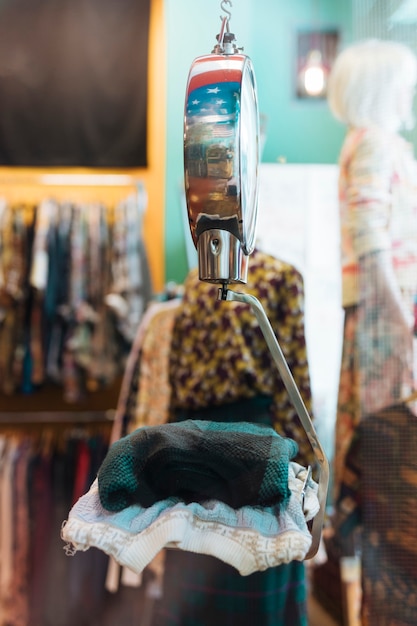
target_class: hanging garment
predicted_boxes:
[0,205,32,395]
[131,299,180,431]
[0,438,19,624]
[104,298,182,593]
[0,438,14,624]
[9,440,31,626]
[110,298,181,444]
[168,248,315,467]
[27,447,54,626]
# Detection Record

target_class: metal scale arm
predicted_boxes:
[222,287,329,559]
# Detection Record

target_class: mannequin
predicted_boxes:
[325,39,417,626]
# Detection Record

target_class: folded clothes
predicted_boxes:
[97,420,298,511]
[62,463,319,576]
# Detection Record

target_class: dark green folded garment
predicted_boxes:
[98,420,298,512]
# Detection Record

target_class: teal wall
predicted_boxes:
[164,0,352,284]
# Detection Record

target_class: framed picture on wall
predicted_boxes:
[295,30,340,100]
[0,0,150,167]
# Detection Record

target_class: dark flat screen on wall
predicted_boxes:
[0,0,150,167]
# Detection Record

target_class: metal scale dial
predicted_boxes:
[184,11,259,285]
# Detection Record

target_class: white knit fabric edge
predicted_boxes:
[62,509,311,577]
[62,463,319,577]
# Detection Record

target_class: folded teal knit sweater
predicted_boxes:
[98,420,298,512]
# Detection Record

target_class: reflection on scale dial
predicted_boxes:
[184,11,260,285]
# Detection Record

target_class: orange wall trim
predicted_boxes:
[141,0,166,293]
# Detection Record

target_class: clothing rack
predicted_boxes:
[0,188,152,405]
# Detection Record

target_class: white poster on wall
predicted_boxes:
[256,163,343,458]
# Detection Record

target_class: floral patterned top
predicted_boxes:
[168,248,315,466]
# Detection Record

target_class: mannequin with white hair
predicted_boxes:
[323,39,417,626]
[327,38,417,494]
[328,39,417,132]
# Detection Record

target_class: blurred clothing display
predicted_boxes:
[0,193,151,403]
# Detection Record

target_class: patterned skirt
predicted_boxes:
[333,297,415,500]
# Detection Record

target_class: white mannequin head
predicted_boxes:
[327,39,417,132]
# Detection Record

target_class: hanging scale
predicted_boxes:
[183,0,329,559]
